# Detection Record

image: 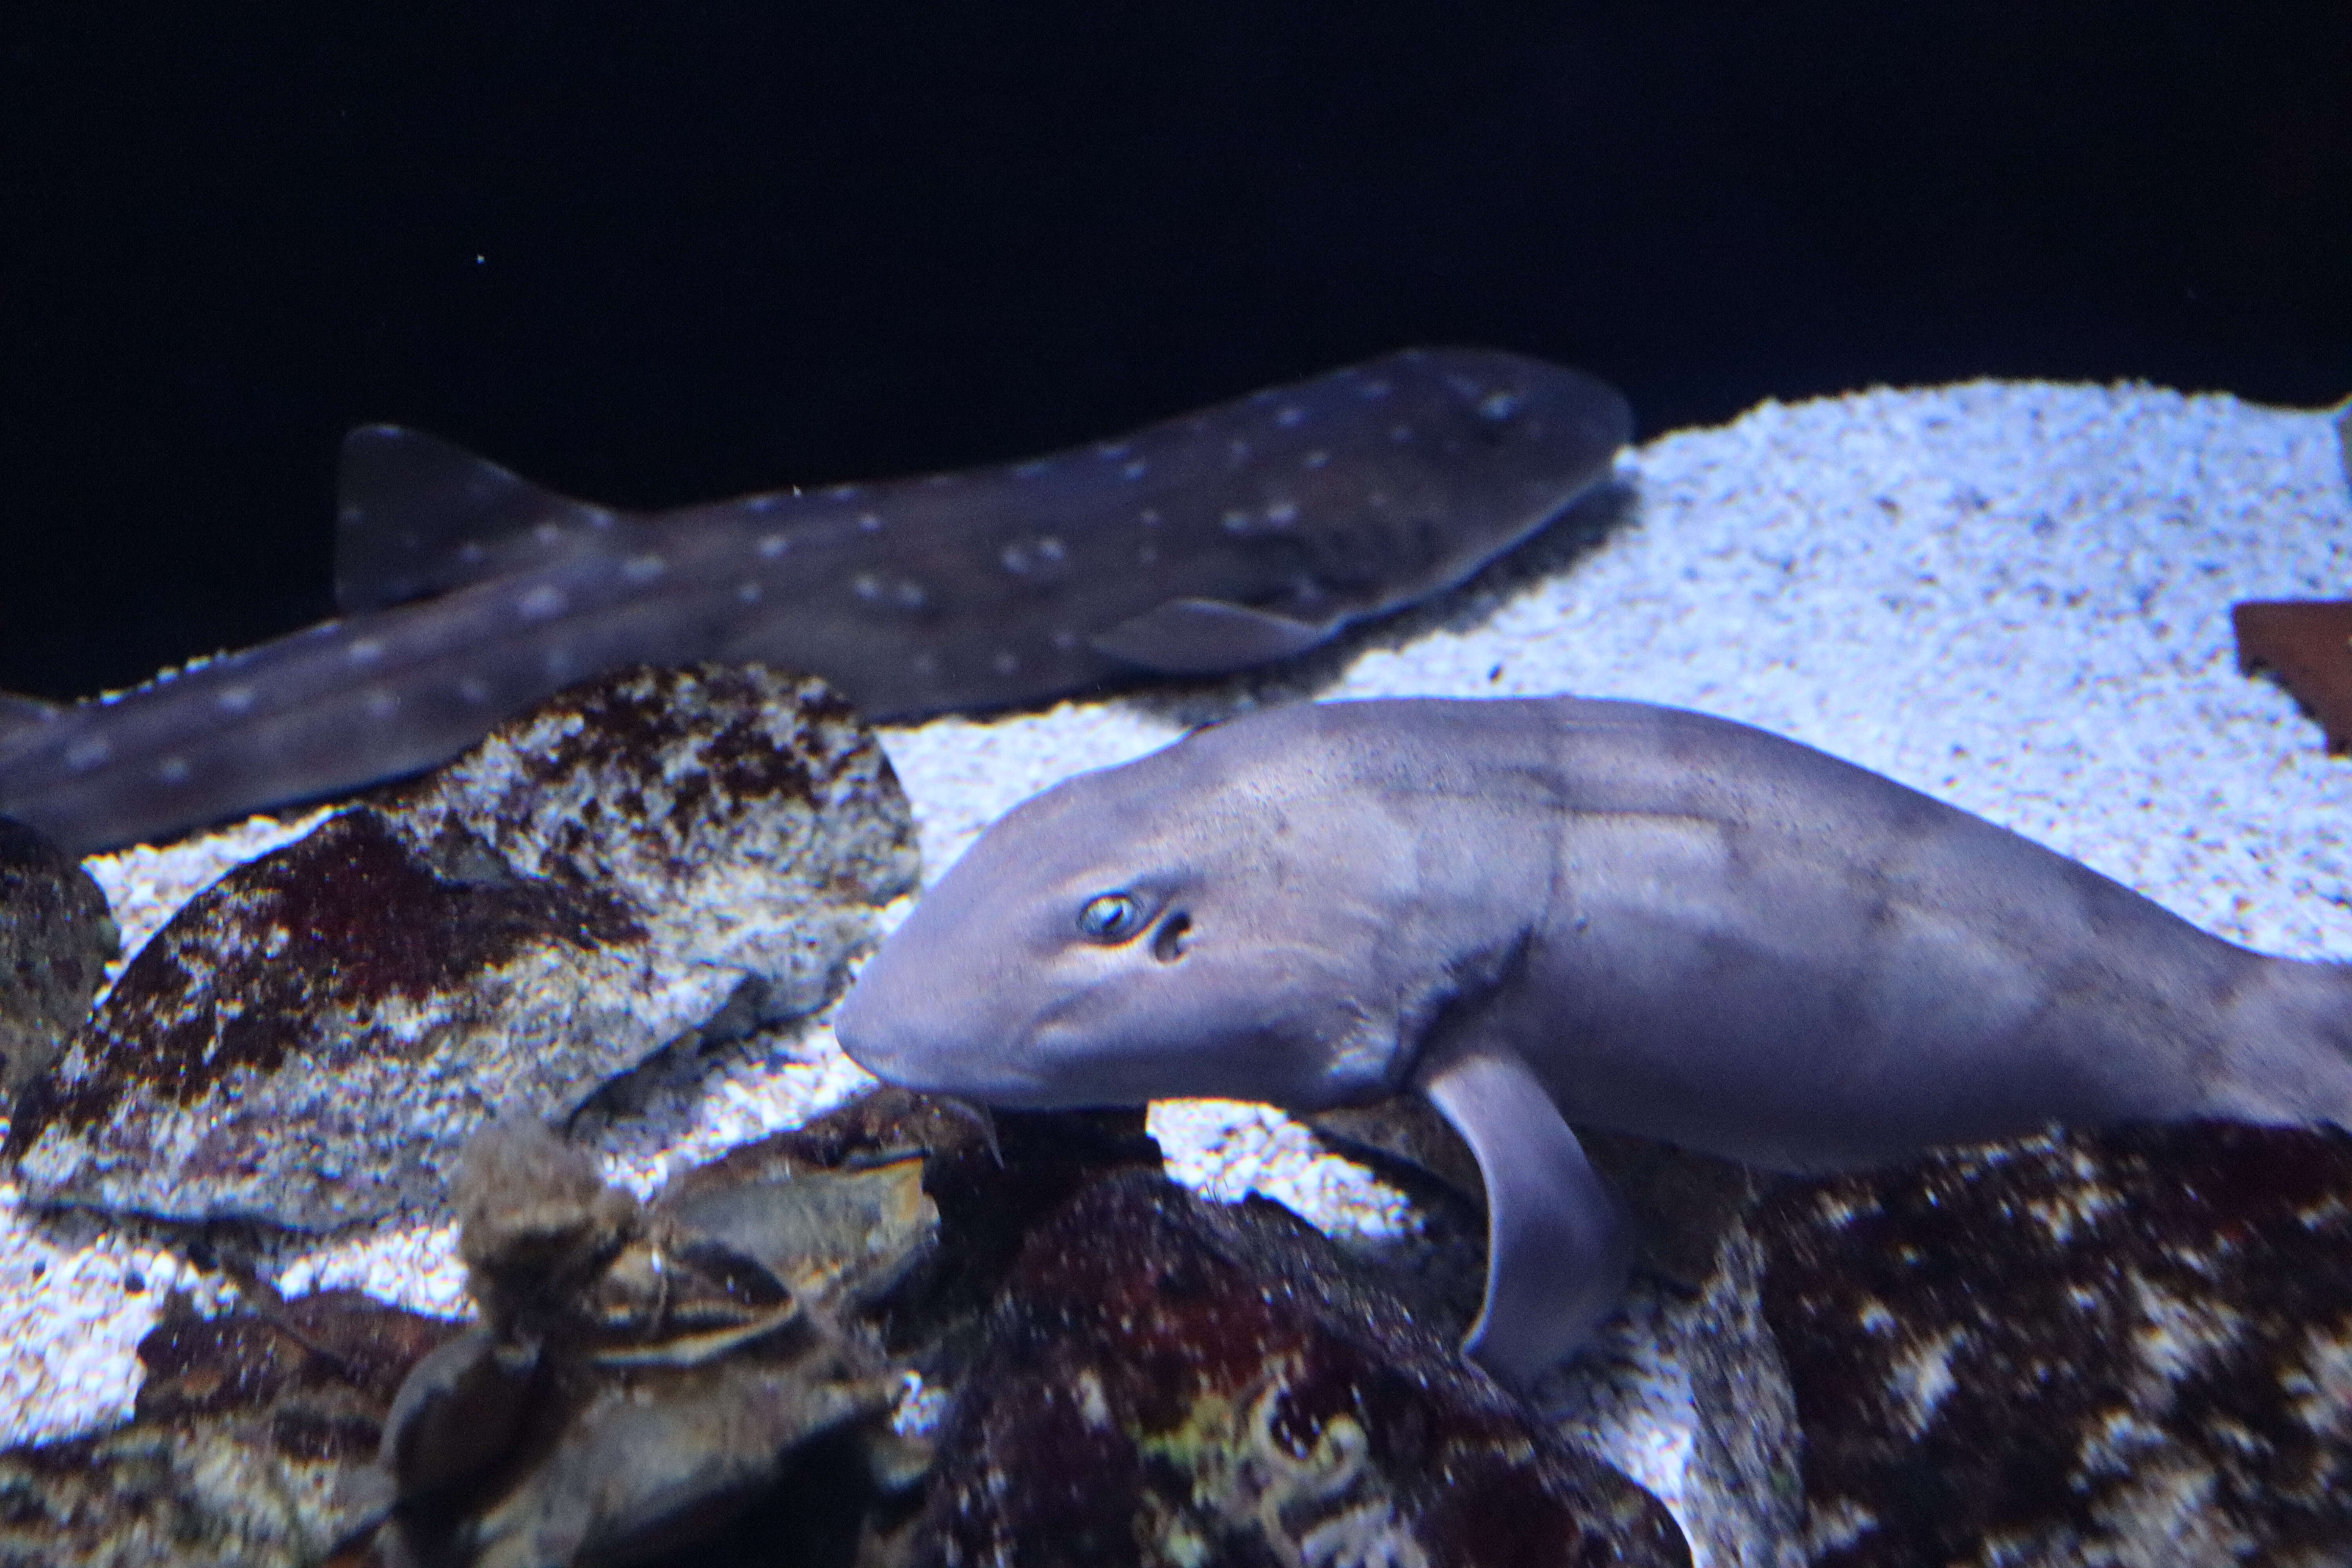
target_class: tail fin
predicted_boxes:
[333,425,623,615]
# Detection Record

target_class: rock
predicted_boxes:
[0,1289,459,1568]
[916,1167,1691,1568]
[2233,598,2352,754]
[368,1108,951,1568]
[0,813,117,1100]
[1758,1122,2352,1566]
[4,664,918,1229]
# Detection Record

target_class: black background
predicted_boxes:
[4,1,2347,701]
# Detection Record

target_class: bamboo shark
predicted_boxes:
[834,695,2352,1388]
[0,350,1629,854]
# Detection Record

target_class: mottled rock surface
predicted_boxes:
[919,1167,1690,1568]
[1762,1122,2352,1566]
[0,1289,457,1568]
[5,665,917,1229]
[354,1089,1168,1568]
[0,813,117,1099]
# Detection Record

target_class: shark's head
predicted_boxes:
[1238,348,1635,630]
[1390,348,1633,563]
[836,704,1452,1112]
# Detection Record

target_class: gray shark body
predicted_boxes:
[835,695,2352,1387]
[0,350,1628,854]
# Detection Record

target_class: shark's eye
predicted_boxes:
[1076,891,1147,944]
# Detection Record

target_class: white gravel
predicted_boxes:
[4,377,2347,1459]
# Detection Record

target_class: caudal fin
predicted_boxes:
[333,425,623,614]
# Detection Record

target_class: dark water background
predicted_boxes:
[2,0,2346,701]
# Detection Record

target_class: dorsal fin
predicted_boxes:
[334,425,623,613]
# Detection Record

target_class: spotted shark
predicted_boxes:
[836,695,2352,1388]
[0,350,1630,855]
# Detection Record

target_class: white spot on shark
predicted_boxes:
[1138,545,1160,565]
[1276,405,1306,427]
[1096,442,1131,459]
[859,512,884,533]
[1122,459,1149,481]
[217,686,256,714]
[64,737,111,771]
[1227,439,1252,466]
[457,677,492,704]
[1221,510,1251,534]
[620,554,667,584]
[1389,424,1414,443]
[1138,508,1162,527]
[1051,628,1080,650]
[1303,450,1330,470]
[1479,390,1523,420]
[534,523,566,545]
[1001,536,1068,576]
[992,651,1020,675]
[348,639,386,666]
[737,581,763,604]
[826,484,862,501]
[156,757,191,785]
[757,534,789,559]
[1359,378,1392,399]
[517,584,568,621]
[749,495,781,513]
[852,573,885,603]
[1265,500,1299,527]
[363,689,399,719]
[458,542,487,564]
[1013,459,1054,479]
[544,649,577,681]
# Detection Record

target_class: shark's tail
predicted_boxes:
[2207,955,2352,1134]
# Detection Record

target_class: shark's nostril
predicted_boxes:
[1152,912,1193,962]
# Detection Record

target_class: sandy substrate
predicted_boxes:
[4,377,2347,1458]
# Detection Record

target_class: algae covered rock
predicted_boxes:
[5,664,916,1229]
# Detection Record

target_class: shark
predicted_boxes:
[834,695,2352,1389]
[0,350,1628,855]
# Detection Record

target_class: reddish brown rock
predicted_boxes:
[1759,1122,2352,1565]
[2234,598,2352,753]
[918,1169,1690,1568]
[0,1290,459,1568]
[5,664,916,1229]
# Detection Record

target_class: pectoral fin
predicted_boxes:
[1087,599,1331,674]
[1416,1046,1632,1389]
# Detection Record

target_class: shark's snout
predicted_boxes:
[833,936,1054,1106]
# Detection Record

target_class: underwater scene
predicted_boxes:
[1,7,2347,1566]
